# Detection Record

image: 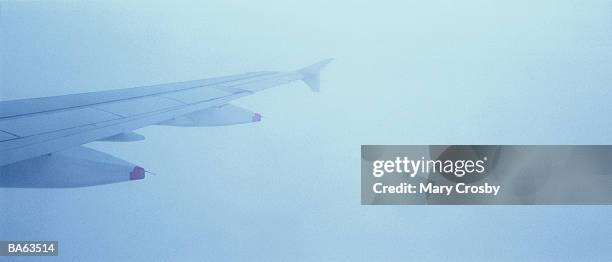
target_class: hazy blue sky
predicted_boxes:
[1,1,611,261]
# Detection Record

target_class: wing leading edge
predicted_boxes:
[0,59,332,187]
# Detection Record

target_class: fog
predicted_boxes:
[1,1,611,261]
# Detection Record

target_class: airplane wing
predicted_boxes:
[0,59,332,188]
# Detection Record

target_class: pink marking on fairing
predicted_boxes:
[252,113,262,122]
[130,166,145,180]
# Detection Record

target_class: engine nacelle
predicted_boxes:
[158,104,261,127]
[0,146,145,188]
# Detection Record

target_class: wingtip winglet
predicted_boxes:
[298,58,333,92]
